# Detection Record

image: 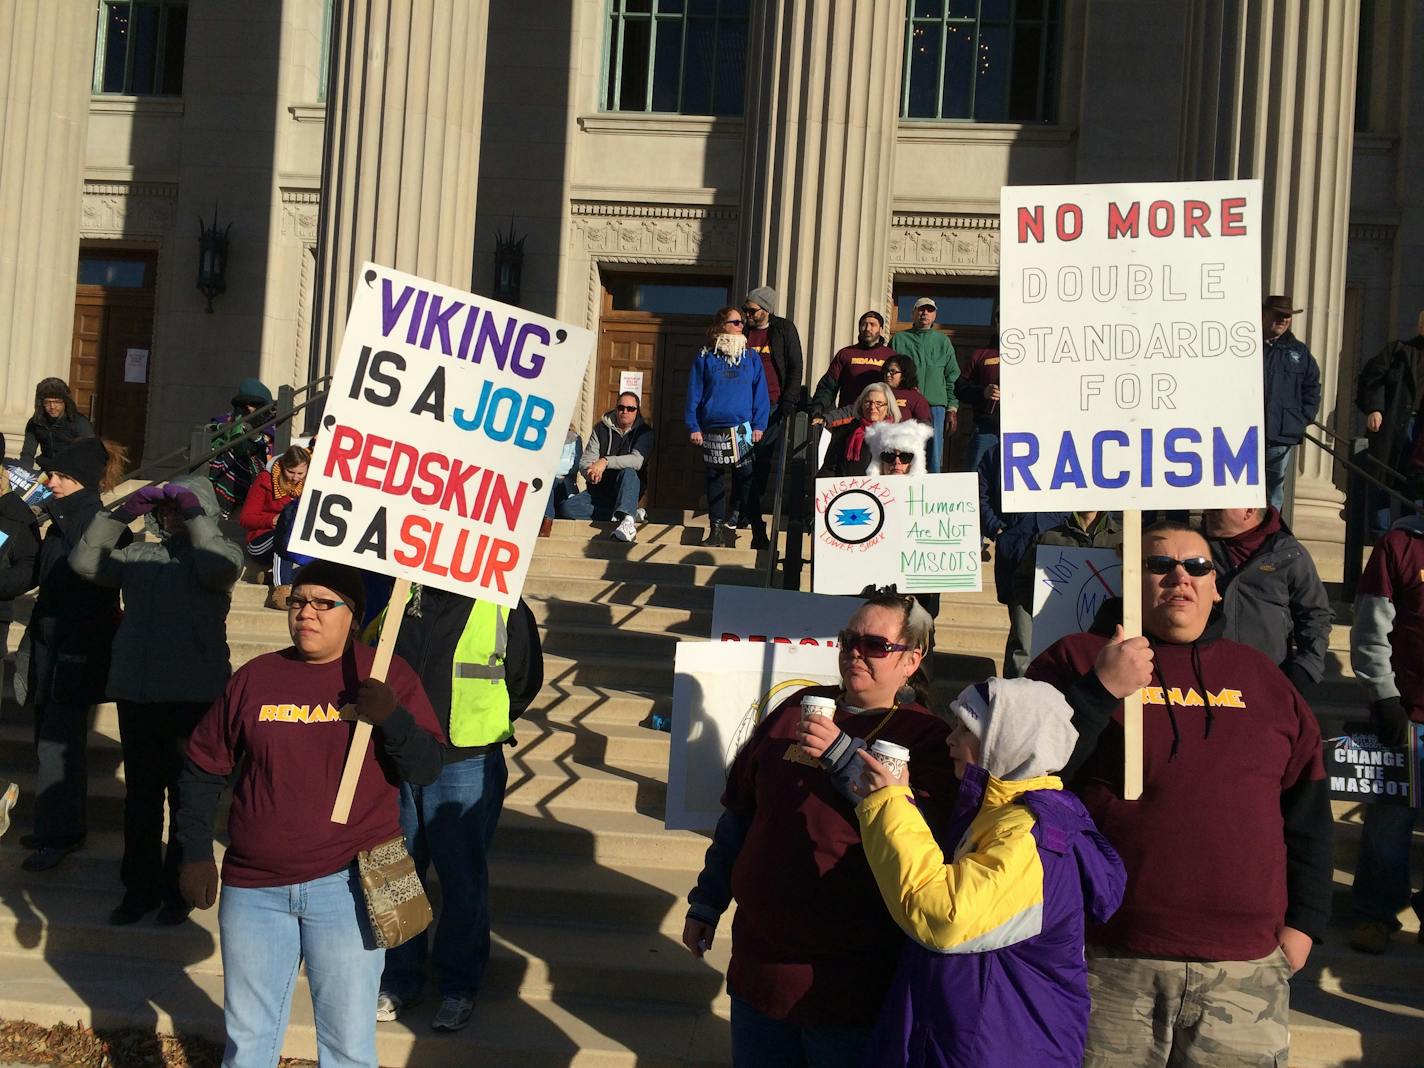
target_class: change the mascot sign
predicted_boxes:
[998,180,1265,511]
[289,264,595,607]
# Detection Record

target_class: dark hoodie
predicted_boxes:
[1027,619,1333,960]
[0,492,40,600]
[20,379,95,469]
[579,408,654,500]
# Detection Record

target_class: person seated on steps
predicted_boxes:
[552,391,653,544]
[539,429,582,538]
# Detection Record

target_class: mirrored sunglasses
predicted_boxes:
[1144,555,1215,577]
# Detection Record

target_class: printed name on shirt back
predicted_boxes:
[1139,686,1245,709]
[259,703,346,724]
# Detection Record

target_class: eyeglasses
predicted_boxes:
[741,306,761,315]
[616,404,639,412]
[286,596,348,612]
[1144,555,1216,578]
[837,631,911,659]
[724,318,743,326]
[879,450,914,465]
[883,367,903,377]
[864,400,889,411]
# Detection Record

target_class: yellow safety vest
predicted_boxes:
[449,599,512,748]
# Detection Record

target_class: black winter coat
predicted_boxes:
[1263,331,1321,446]
[26,488,129,706]
[1355,336,1424,483]
[0,494,40,601]
[20,412,95,469]
[763,315,804,418]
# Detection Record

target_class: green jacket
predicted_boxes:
[70,474,243,703]
[891,328,960,409]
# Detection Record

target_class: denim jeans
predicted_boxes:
[705,462,754,527]
[383,747,507,1000]
[555,467,641,522]
[749,418,785,524]
[1264,444,1293,510]
[219,866,382,1068]
[927,405,946,473]
[32,700,91,845]
[1352,802,1424,927]
[729,995,870,1068]
[116,700,208,907]
[964,427,998,479]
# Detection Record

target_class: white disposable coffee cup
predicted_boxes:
[800,695,837,721]
[868,740,911,782]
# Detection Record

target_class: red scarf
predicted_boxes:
[1223,507,1281,570]
[845,419,873,462]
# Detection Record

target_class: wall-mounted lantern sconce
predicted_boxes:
[493,217,525,304]
[197,206,231,313]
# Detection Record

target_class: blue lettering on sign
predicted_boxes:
[1000,426,1258,493]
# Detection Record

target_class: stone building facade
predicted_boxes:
[2,0,1420,528]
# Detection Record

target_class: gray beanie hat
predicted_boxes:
[745,285,777,316]
[952,677,1078,781]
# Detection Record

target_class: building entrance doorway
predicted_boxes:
[70,249,156,463]
[594,273,731,511]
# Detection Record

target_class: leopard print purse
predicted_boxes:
[356,834,432,949]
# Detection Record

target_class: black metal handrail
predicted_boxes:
[111,376,331,508]
[760,388,815,590]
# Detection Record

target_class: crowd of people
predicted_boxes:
[0,279,1417,1068]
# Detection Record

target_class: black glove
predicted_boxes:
[777,398,798,420]
[1370,696,1411,748]
[355,678,398,727]
[1284,662,1316,701]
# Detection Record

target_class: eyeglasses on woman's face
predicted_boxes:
[287,595,348,612]
[837,631,911,659]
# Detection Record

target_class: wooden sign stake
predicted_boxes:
[331,577,411,824]
[1121,511,1143,801]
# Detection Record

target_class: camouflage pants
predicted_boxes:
[1083,949,1291,1067]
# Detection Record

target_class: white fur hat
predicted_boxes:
[865,420,934,476]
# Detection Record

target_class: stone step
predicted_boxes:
[0,950,732,1067]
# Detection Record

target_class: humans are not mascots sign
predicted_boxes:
[289,264,595,608]
[998,180,1265,511]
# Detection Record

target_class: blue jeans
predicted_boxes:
[965,427,998,478]
[1264,444,1293,510]
[1352,802,1424,927]
[219,866,382,1068]
[383,748,507,1000]
[555,467,641,521]
[730,995,869,1068]
[927,405,945,473]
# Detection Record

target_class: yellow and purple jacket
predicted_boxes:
[857,763,1125,1067]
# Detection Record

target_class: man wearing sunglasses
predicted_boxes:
[1027,522,1331,1068]
[554,391,653,543]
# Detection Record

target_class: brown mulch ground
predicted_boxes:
[0,1021,314,1067]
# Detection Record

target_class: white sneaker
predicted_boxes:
[612,515,637,543]
[431,994,475,1032]
[0,782,17,839]
[635,507,648,524]
[376,989,419,1023]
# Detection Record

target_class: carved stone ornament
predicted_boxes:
[280,189,321,243]
[570,202,739,266]
[80,182,177,238]
[887,213,1000,274]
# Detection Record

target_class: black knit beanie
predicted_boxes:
[291,560,367,620]
[42,437,108,489]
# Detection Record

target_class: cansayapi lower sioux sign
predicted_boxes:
[998,180,1265,511]
[288,264,595,607]
[812,473,980,594]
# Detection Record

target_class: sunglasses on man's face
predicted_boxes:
[879,450,914,465]
[1144,555,1216,577]
[616,404,639,413]
[837,631,911,659]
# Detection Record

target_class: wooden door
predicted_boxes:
[650,324,711,510]
[70,291,153,464]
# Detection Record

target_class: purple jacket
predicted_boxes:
[858,765,1126,1067]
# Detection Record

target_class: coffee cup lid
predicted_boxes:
[869,740,910,760]
[800,695,837,709]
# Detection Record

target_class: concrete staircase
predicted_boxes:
[0,514,1420,1066]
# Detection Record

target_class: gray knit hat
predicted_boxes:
[744,285,777,316]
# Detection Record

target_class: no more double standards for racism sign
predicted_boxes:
[289,263,595,609]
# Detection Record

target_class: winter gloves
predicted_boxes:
[113,481,205,524]
[1370,696,1411,748]
[355,678,398,727]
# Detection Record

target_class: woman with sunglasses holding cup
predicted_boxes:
[682,593,956,1067]
[686,306,769,547]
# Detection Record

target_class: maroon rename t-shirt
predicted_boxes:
[747,325,780,405]
[187,643,444,888]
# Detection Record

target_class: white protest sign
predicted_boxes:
[666,641,841,831]
[1029,546,1122,660]
[289,263,595,607]
[618,370,644,397]
[710,586,862,646]
[812,473,981,595]
[998,180,1264,511]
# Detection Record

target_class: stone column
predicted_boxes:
[1181,0,1360,526]
[737,0,903,383]
[0,0,93,444]
[311,0,490,380]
